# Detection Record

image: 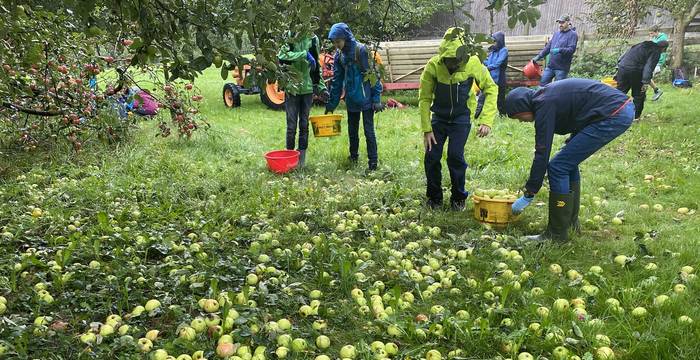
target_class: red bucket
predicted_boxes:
[523,61,542,80]
[264,150,299,174]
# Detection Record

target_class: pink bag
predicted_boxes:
[133,90,159,115]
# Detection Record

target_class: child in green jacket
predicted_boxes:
[419,27,499,210]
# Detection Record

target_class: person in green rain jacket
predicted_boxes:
[648,25,668,101]
[278,32,327,167]
[419,27,499,210]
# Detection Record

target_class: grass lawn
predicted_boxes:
[0,67,698,359]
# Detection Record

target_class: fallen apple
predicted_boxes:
[316,335,330,349]
[596,346,615,359]
[340,345,356,359]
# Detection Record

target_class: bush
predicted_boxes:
[569,50,623,79]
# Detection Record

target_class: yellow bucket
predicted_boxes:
[472,195,517,226]
[601,77,618,88]
[310,114,342,137]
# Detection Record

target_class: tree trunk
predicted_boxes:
[670,17,687,69]
[670,2,700,69]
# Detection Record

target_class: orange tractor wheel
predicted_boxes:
[260,82,286,111]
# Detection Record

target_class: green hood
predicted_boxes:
[438,27,466,63]
[277,33,326,96]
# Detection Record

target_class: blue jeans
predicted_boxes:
[547,102,634,194]
[347,109,378,166]
[424,121,471,202]
[285,94,313,151]
[540,68,569,86]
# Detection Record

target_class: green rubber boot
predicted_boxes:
[524,192,573,243]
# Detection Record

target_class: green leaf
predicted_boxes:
[190,56,211,72]
[221,63,229,80]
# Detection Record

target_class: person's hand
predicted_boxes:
[424,132,437,152]
[476,124,491,137]
[306,52,317,70]
[372,102,385,113]
[551,48,560,55]
[531,57,540,63]
[512,195,534,214]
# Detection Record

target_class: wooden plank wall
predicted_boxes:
[377,35,549,83]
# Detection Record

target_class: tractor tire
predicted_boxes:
[223,83,241,108]
[260,82,286,111]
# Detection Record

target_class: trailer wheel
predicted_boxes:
[223,83,241,108]
[260,82,285,110]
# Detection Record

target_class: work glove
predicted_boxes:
[512,194,534,215]
[314,85,330,103]
[531,56,540,62]
[306,52,317,71]
[372,102,385,113]
[551,48,561,55]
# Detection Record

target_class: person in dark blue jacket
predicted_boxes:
[504,79,634,242]
[325,23,384,171]
[483,32,508,114]
[532,15,578,86]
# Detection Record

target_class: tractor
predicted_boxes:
[222,53,336,111]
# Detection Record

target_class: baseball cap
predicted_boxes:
[556,15,571,23]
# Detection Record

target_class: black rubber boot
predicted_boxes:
[570,181,581,234]
[525,192,573,243]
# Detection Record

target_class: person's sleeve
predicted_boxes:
[537,38,552,59]
[418,62,436,133]
[559,32,578,55]
[642,52,660,84]
[326,53,345,111]
[525,105,556,194]
[468,57,497,128]
[277,44,308,62]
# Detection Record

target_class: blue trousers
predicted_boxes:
[424,121,471,202]
[347,109,378,166]
[540,68,569,86]
[285,94,313,151]
[547,102,634,194]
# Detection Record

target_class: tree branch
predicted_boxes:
[2,102,64,116]
[684,1,700,24]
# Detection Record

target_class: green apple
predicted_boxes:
[678,315,693,324]
[217,342,236,358]
[589,265,603,274]
[594,334,611,347]
[145,330,159,341]
[316,335,331,349]
[384,342,398,355]
[291,338,307,352]
[537,306,550,318]
[644,263,658,271]
[277,318,292,331]
[203,299,220,313]
[553,298,569,312]
[613,255,627,266]
[340,345,356,359]
[177,355,193,360]
[152,349,169,360]
[549,263,562,275]
[425,350,441,360]
[275,347,289,359]
[80,332,97,344]
[246,273,259,285]
[631,307,647,318]
[310,290,323,299]
[277,334,292,347]
[517,352,534,360]
[596,346,615,359]
[674,284,687,293]
[118,324,130,335]
[144,299,161,312]
[551,346,569,360]
[192,350,205,360]
[315,356,331,360]
[99,324,115,337]
[191,318,207,333]
[137,338,153,352]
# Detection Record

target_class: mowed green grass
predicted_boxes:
[0,66,698,359]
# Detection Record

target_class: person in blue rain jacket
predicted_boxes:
[483,31,508,114]
[325,23,384,171]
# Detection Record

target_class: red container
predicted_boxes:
[264,150,300,174]
[523,61,542,80]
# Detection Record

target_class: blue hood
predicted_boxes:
[328,23,358,54]
[504,87,535,117]
[491,32,505,50]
